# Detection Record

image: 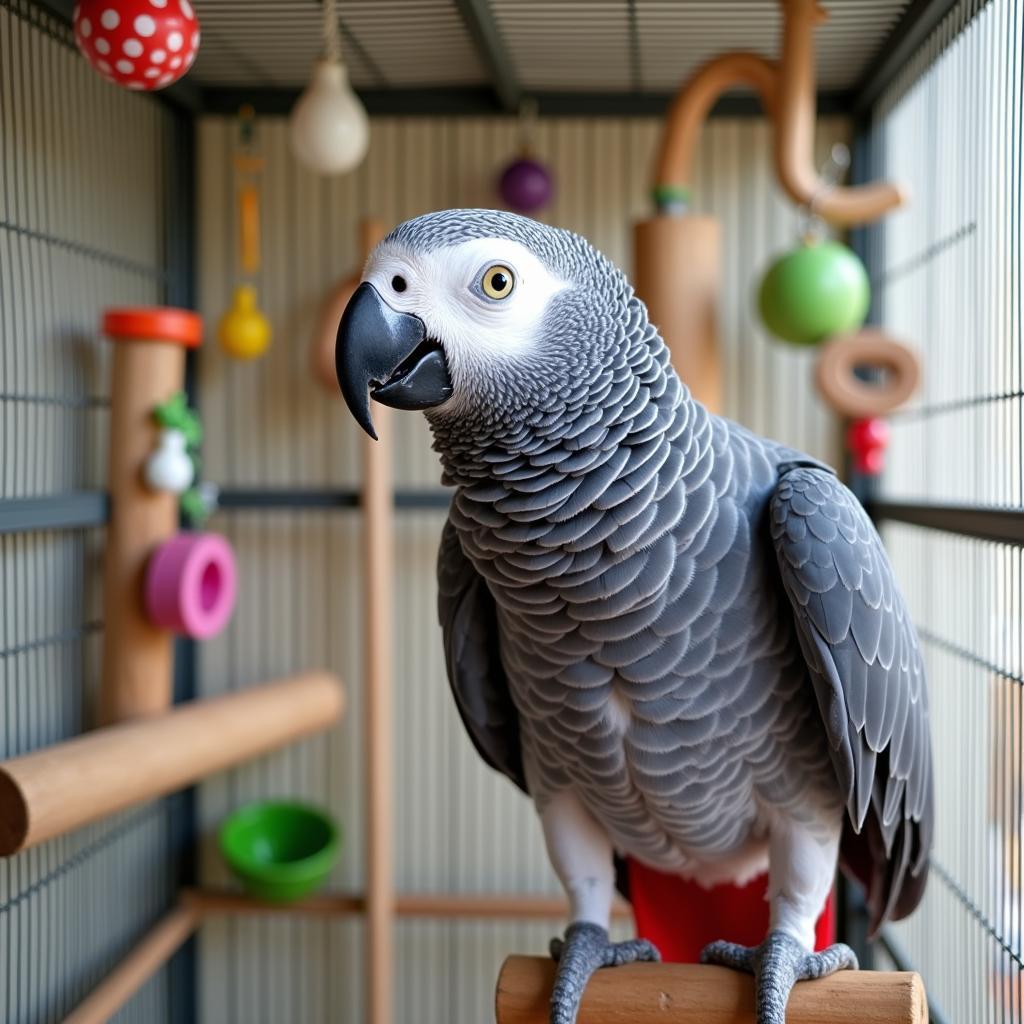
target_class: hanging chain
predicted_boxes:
[801,142,851,241]
[518,97,539,153]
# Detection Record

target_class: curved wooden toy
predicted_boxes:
[652,0,906,225]
[815,328,921,418]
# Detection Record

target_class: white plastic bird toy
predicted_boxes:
[144,427,195,494]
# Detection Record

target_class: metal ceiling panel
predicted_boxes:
[636,1,910,90]
[191,0,486,89]
[186,0,910,97]
[489,0,910,93]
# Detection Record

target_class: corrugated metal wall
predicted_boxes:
[0,1,189,1022]
[865,1,1023,1022]
[194,112,849,1023]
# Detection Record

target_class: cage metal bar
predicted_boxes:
[851,0,967,115]
[0,219,168,281]
[453,0,521,112]
[870,500,1024,545]
[216,487,451,511]
[875,927,950,1024]
[0,491,108,534]
[918,626,1024,687]
[197,86,855,119]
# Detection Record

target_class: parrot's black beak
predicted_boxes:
[335,282,453,440]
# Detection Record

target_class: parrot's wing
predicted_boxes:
[769,465,933,933]
[437,517,528,793]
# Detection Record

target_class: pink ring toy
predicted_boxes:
[145,532,237,639]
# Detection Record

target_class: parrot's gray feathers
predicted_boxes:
[372,208,934,941]
[769,466,933,931]
[437,518,527,794]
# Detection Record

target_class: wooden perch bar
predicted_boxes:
[363,402,395,1024]
[64,904,200,1024]
[0,671,344,856]
[184,888,632,921]
[496,957,928,1024]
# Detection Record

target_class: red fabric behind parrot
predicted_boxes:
[628,858,837,962]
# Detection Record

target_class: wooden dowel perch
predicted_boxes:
[184,888,632,921]
[364,402,395,1024]
[496,957,928,1024]
[0,671,344,856]
[64,904,200,1024]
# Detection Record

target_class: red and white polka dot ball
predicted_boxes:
[73,0,200,91]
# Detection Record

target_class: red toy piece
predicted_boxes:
[73,0,200,91]
[628,858,837,963]
[846,416,890,476]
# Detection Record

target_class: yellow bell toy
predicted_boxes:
[218,284,271,360]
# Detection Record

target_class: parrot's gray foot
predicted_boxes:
[547,922,660,1024]
[701,931,857,1024]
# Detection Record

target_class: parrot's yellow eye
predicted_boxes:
[481,264,516,300]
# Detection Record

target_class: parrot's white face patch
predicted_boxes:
[362,237,568,386]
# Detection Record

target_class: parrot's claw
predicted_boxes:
[700,931,858,1024]
[547,922,660,1024]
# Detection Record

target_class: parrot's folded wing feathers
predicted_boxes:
[437,517,528,793]
[770,465,933,934]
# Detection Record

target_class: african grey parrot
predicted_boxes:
[335,209,932,1024]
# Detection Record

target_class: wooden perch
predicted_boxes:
[184,888,633,921]
[496,956,928,1024]
[0,671,344,856]
[64,904,200,1024]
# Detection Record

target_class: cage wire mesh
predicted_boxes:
[864,0,1024,1022]
[0,1,190,1021]
[2,0,1024,1020]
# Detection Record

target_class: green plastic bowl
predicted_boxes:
[219,801,341,903]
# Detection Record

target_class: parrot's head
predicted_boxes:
[335,208,638,441]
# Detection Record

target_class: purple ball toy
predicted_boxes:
[498,156,554,213]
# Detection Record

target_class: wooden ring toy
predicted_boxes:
[145,532,237,639]
[814,328,921,418]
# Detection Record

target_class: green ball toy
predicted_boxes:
[757,240,870,346]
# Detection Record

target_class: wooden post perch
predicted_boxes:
[495,957,928,1024]
[99,307,203,724]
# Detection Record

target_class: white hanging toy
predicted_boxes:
[144,427,195,495]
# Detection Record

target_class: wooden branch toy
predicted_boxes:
[495,957,928,1024]
[634,0,908,415]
